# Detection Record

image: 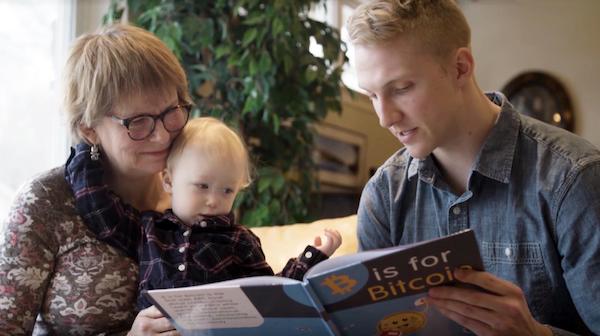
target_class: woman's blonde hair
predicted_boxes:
[346,0,470,59]
[63,24,191,143]
[167,117,253,188]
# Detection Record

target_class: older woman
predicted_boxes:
[0,24,190,335]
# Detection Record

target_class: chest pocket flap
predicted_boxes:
[481,241,543,265]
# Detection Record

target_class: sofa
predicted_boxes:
[250,214,358,271]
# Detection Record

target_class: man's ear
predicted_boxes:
[161,169,174,194]
[454,47,474,86]
[78,124,98,145]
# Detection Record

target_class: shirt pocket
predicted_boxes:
[480,241,550,314]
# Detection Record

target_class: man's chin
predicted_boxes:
[406,147,430,160]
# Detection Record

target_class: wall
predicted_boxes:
[462,0,600,147]
[76,0,110,35]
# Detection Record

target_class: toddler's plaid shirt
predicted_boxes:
[65,144,327,310]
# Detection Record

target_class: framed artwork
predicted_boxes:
[502,71,574,132]
[313,123,367,189]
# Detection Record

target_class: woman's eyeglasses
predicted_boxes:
[110,104,192,141]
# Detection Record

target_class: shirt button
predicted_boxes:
[305,251,313,258]
[504,247,512,257]
[179,247,185,253]
[452,207,461,215]
[200,220,208,228]
[183,230,191,237]
[178,264,186,271]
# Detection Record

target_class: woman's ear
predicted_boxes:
[78,124,98,145]
[161,169,174,194]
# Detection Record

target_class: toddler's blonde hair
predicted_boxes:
[167,117,252,188]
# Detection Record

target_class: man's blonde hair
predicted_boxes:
[346,0,470,59]
[63,24,191,143]
[167,117,252,188]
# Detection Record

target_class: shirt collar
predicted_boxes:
[472,92,520,184]
[164,210,236,228]
[408,91,519,185]
[406,155,438,184]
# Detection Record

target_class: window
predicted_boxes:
[340,1,366,94]
[309,0,366,94]
[0,0,75,221]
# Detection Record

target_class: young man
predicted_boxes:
[347,1,599,335]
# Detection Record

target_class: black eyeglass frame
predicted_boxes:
[110,103,192,141]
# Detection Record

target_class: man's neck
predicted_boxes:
[433,90,501,195]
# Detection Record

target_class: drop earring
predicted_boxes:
[90,144,100,161]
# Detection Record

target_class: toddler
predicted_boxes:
[66,117,341,309]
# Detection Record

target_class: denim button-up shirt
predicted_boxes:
[357,92,600,335]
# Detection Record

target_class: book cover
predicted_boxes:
[145,229,483,336]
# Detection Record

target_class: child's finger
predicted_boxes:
[324,229,341,245]
[314,235,322,247]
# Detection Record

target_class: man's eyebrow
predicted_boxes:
[382,77,410,90]
[362,77,409,95]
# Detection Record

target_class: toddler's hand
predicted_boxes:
[313,229,342,257]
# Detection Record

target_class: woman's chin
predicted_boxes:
[132,161,166,176]
[137,156,168,171]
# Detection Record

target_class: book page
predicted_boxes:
[148,286,264,330]
[201,275,300,287]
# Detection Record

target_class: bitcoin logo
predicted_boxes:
[321,274,358,295]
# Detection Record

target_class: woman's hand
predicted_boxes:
[313,228,342,257]
[427,268,552,336]
[127,306,180,336]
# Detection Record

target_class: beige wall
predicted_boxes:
[462,0,600,147]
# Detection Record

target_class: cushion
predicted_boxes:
[250,215,358,272]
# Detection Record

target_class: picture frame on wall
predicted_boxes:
[313,123,367,189]
[502,71,575,132]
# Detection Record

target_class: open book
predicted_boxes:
[145,229,483,336]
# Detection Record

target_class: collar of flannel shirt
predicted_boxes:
[162,209,236,229]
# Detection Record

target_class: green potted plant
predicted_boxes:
[106,0,347,226]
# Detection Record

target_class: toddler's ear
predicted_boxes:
[161,169,173,193]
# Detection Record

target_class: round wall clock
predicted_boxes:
[501,71,574,132]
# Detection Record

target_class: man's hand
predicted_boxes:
[427,268,552,336]
[127,306,180,336]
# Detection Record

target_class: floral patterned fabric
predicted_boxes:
[0,166,138,335]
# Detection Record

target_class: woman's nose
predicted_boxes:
[148,119,170,143]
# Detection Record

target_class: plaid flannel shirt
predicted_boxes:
[65,143,328,310]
